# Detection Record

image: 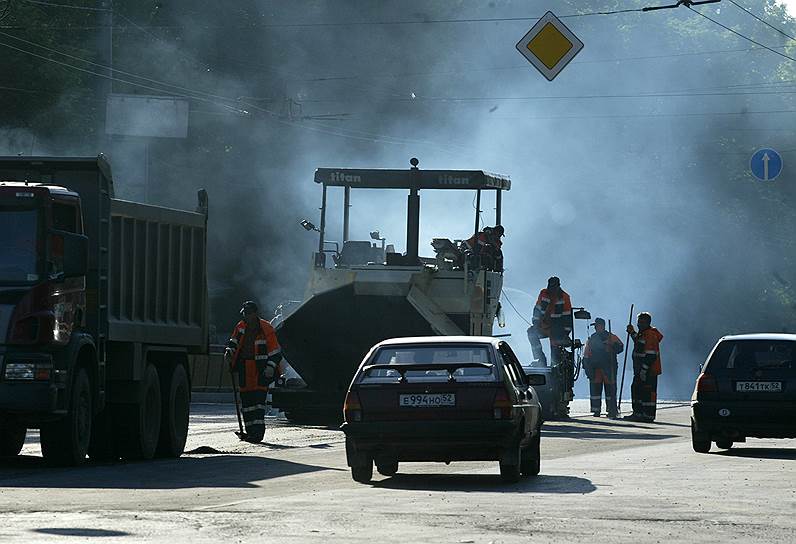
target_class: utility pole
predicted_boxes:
[98,1,113,146]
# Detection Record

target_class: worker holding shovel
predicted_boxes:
[225,301,283,442]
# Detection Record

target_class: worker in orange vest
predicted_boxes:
[461,225,504,272]
[527,276,573,366]
[625,312,663,422]
[583,317,624,419]
[225,301,283,442]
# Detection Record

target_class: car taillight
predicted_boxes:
[696,373,717,393]
[493,388,512,420]
[343,390,363,423]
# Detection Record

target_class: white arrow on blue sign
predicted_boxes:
[750,148,783,181]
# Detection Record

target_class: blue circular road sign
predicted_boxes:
[750,148,783,181]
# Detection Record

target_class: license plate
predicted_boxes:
[399,393,455,407]
[735,381,783,393]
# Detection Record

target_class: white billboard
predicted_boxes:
[105,94,189,138]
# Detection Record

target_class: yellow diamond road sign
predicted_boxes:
[516,11,584,81]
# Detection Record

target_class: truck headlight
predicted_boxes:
[4,362,52,381]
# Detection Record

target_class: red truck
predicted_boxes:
[0,155,208,465]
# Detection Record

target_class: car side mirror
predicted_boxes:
[62,233,88,278]
[526,373,546,386]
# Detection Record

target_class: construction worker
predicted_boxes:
[625,312,663,422]
[582,318,623,418]
[225,301,283,442]
[527,276,572,366]
[461,225,504,272]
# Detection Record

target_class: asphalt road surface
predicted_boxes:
[0,401,794,543]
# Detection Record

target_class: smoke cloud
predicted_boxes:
[3,0,795,399]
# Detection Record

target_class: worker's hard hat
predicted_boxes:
[547,276,561,287]
[591,317,605,327]
[240,300,259,315]
[493,225,505,237]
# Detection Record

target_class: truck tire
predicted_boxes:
[156,364,190,458]
[88,408,117,462]
[0,422,26,457]
[119,364,162,460]
[41,368,92,466]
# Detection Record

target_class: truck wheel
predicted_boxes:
[156,364,190,458]
[119,364,162,460]
[521,428,541,477]
[88,408,117,462]
[0,421,26,457]
[716,439,733,450]
[691,421,711,454]
[499,439,521,483]
[41,368,92,466]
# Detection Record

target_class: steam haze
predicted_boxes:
[3,0,796,399]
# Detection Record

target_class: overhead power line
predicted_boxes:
[0,36,469,154]
[688,5,796,63]
[21,0,108,11]
[728,0,796,42]
[7,3,689,30]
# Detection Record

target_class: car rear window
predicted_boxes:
[360,345,497,384]
[706,340,796,375]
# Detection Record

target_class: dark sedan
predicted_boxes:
[341,336,543,483]
[691,333,796,453]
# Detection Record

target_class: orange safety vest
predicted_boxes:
[632,327,663,376]
[532,288,572,342]
[227,318,282,392]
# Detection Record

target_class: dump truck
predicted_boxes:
[272,159,510,423]
[0,155,208,465]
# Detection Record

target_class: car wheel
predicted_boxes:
[521,428,541,477]
[0,421,26,457]
[376,458,399,477]
[691,421,711,454]
[500,439,521,483]
[715,439,733,450]
[351,460,373,483]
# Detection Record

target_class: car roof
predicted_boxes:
[372,336,503,349]
[718,333,796,342]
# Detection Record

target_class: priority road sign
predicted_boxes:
[516,11,584,81]
[750,148,783,181]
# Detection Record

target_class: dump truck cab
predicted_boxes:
[272,159,511,423]
[0,181,90,416]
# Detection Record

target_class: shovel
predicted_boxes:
[230,370,247,441]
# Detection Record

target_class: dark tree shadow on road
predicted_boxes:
[541,420,679,441]
[372,473,596,493]
[0,454,342,489]
[713,447,796,460]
